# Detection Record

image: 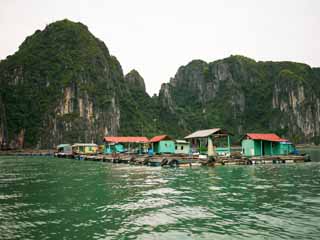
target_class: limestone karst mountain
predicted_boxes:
[0,20,319,148]
[157,56,320,143]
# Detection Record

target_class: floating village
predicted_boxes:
[54,128,311,167]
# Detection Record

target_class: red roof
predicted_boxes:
[149,135,171,143]
[103,136,149,143]
[245,133,288,142]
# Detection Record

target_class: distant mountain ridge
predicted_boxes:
[0,20,319,148]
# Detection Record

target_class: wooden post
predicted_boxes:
[208,136,214,157]
[227,135,231,154]
[260,140,263,156]
[271,142,273,156]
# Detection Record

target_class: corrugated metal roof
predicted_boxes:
[57,144,71,148]
[175,140,189,144]
[149,135,172,143]
[245,133,288,142]
[184,128,222,139]
[72,143,98,147]
[104,136,149,143]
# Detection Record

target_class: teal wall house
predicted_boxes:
[103,136,149,154]
[104,143,125,154]
[241,133,296,157]
[150,135,175,154]
[278,141,296,155]
[175,140,190,154]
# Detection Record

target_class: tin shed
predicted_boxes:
[185,128,232,156]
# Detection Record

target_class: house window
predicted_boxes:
[175,146,177,150]
[181,146,184,150]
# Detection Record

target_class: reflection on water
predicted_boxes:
[0,148,320,240]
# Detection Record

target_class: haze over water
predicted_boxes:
[1,149,320,239]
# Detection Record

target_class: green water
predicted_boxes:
[1,149,320,240]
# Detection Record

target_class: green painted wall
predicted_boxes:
[279,143,295,154]
[242,139,256,156]
[104,144,124,154]
[242,139,295,156]
[216,147,230,155]
[154,140,175,154]
[175,143,190,154]
[245,140,274,156]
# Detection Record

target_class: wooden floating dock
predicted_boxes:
[53,152,310,168]
[0,150,310,167]
[249,154,310,164]
[0,150,54,156]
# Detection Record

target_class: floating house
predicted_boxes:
[241,133,296,157]
[103,136,149,154]
[104,143,125,154]
[185,128,232,156]
[72,143,98,155]
[56,144,72,154]
[175,140,190,154]
[150,135,175,154]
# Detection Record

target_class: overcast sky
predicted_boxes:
[1,0,319,94]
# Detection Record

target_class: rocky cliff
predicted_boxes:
[0,20,127,148]
[0,20,319,148]
[125,69,146,92]
[158,56,320,143]
[119,69,159,137]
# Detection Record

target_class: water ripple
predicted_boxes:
[1,155,320,240]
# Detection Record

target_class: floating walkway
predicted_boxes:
[0,150,54,157]
[0,151,310,167]
[53,152,310,167]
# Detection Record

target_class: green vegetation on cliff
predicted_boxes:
[0,20,126,148]
[0,20,319,148]
[158,55,320,143]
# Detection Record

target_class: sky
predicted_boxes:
[1,0,319,95]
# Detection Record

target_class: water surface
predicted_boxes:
[1,149,320,239]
